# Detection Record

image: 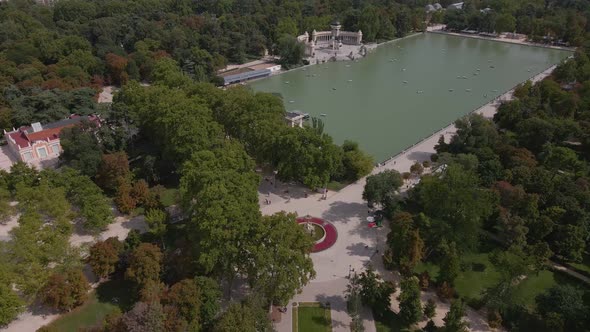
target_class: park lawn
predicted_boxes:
[297,302,331,332]
[159,187,179,207]
[374,310,406,332]
[454,252,501,300]
[44,279,135,332]
[415,253,590,309]
[511,270,555,308]
[512,269,590,309]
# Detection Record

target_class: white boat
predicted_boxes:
[320,113,327,116]
[289,100,295,103]
[347,80,353,82]
[466,89,472,92]
[284,81,290,84]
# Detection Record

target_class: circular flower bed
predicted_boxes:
[296,216,337,252]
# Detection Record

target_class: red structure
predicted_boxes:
[4,114,100,169]
[296,216,337,252]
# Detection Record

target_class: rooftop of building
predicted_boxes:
[7,115,99,149]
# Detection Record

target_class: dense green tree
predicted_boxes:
[249,212,315,305]
[180,143,261,294]
[213,296,271,332]
[59,123,102,177]
[495,13,517,32]
[195,276,221,329]
[0,283,24,327]
[340,140,374,181]
[536,285,588,331]
[353,267,395,318]
[437,241,460,286]
[416,164,496,251]
[424,298,436,320]
[144,209,167,244]
[442,299,468,332]
[398,276,423,326]
[363,170,403,207]
[274,127,342,189]
[277,34,304,68]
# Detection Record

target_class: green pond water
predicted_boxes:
[250,33,572,162]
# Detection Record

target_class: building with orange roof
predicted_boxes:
[4,115,100,169]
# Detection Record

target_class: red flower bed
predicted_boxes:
[297,217,338,252]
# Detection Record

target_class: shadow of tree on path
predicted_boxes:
[321,201,367,224]
[314,293,348,329]
[346,242,372,257]
[406,150,433,163]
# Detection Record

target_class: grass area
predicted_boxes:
[374,310,405,332]
[511,270,555,308]
[307,224,325,242]
[44,279,135,332]
[568,253,590,275]
[414,243,590,309]
[296,302,331,332]
[292,307,298,332]
[159,187,179,207]
[454,252,501,300]
[327,180,350,192]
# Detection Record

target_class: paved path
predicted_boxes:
[266,65,558,332]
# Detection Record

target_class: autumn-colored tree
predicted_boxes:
[115,178,136,214]
[87,239,121,279]
[125,243,162,287]
[437,281,455,300]
[419,271,430,290]
[96,152,131,193]
[40,268,89,311]
[162,279,202,329]
[131,180,151,207]
[139,279,165,303]
[487,310,502,328]
[121,302,165,332]
[105,53,128,85]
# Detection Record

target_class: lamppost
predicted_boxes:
[273,170,278,188]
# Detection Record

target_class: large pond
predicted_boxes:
[250,33,572,162]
